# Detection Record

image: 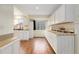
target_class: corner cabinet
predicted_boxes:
[54,5,75,24]
[45,31,74,54]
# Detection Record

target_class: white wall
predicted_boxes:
[0,5,13,35]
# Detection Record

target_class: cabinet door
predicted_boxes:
[74,5,79,54]
[0,50,1,53]
[0,45,12,54]
[12,40,25,54]
[55,5,75,23]
[65,5,75,22]
[45,31,57,52]
[12,41,20,54]
[50,15,55,24]
[23,31,29,40]
[57,36,74,54]
[19,31,29,40]
[74,35,79,53]
[49,32,57,52]
[74,23,79,34]
[75,5,79,23]
[55,5,65,23]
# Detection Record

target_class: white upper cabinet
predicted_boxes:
[54,5,75,24]
[47,15,55,27]
[55,5,65,23]
[74,5,79,23]
[65,5,75,22]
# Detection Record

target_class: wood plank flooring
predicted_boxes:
[20,37,55,54]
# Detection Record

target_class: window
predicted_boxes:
[34,20,46,30]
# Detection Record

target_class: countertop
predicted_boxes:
[0,37,19,50]
[48,30,75,36]
[0,37,13,47]
[0,33,19,49]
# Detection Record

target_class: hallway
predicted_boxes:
[20,37,55,54]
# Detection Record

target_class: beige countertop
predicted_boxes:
[48,30,75,36]
[0,33,14,48]
[0,37,14,47]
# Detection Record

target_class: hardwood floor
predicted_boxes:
[20,37,55,54]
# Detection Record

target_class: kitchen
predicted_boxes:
[0,4,79,54]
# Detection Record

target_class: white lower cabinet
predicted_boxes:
[0,45,12,54]
[14,31,29,40]
[57,36,74,54]
[12,41,21,54]
[45,31,74,54]
[45,31,57,52]
[0,40,25,54]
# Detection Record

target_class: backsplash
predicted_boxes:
[48,22,74,33]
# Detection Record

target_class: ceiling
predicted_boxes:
[15,4,61,16]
